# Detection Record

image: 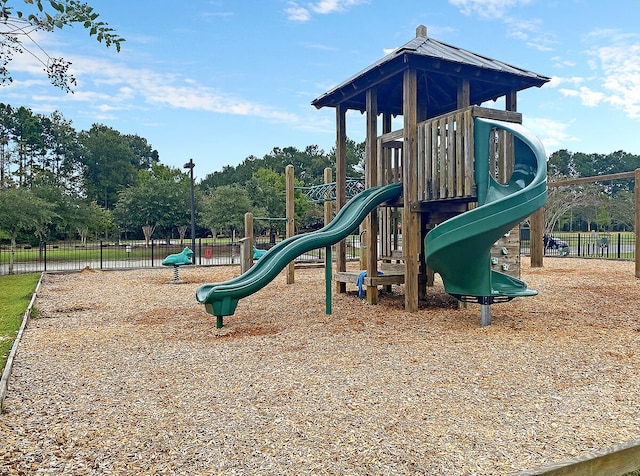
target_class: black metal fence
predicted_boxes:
[3,231,634,276]
[0,235,364,276]
[519,230,636,259]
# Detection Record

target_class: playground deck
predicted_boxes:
[335,261,406,287]
[1,259,639,474]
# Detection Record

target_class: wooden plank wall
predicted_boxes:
[420,108,475,201]
[417,106,522,202]
[419,106,523,279]
[378,106,527,282]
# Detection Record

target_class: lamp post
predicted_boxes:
[183,159,196,264]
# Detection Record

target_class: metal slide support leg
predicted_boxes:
[325,245,332,315]
[480,305,491,327]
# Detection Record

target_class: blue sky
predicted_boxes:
[4,0,640,180]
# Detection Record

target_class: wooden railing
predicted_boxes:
[378,106,523,202]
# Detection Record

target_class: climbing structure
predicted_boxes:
[311,25,550,312]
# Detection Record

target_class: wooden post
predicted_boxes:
[501,90,517,183]
[505,90,517,112]
[380,114,392,260]
[286,164,295,284]
[416,94,428,302]
[403,68,420,313]
[530,208,544,268]
[365,88,379,305]
[359,224,367,270]
[457,78,470,109]
[244,212,253,257]
[324,167,333,226]
[636,168,640,278]
[335,105,347,293]
[239,237,251,274]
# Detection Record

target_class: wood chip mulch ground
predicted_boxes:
[1,257,640,475]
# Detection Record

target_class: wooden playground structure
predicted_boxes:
[311,25,550,312]
[239,26,640,317]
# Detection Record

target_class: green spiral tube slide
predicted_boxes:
[424,118,548,304]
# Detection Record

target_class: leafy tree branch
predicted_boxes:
[0,0,124,91]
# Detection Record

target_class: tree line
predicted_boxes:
[1,100,639,255]
[0,103,365,252]
[544,149,640,234]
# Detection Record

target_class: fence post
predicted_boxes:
[43,241,47,272]
[618,233,621,259]
[577,233,581,257]
[151,240,154,267]
[100,241,103,269]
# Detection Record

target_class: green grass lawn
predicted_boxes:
[1,240,244,264]
[0,273,40,374]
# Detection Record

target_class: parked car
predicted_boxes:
[544,234,569,256]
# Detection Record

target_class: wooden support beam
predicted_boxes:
[403,68,420,313]
[505,89,517,112]
[379,113,392,259]
[323,168,333,226]
[244,212,253,270]
[549,170,636,187]
[335,105,347,293]
[530,208,544,268]
[286,164,295,284]
[457,77,470,108]
[365,88,379,305]
[514,437,640,476]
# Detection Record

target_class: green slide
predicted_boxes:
[424,118,547,304]
[196,182,403,325]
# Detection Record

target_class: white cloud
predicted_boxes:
[139,80,299,122]
[547,76,584,88]
[526,41,553,52]
[547,31,640,121]
[551,56,576,69]
[450,0,555,53]
[448,0,532,20]
[585,33,640,119]
[8,50,302,125]
[524,116,579,153]
[558,86,604,107]
[300,42,337,51]
[310,0,368,14]
[285,0,368,22]
[285,3,311,21]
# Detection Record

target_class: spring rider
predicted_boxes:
[162,247,193,283]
